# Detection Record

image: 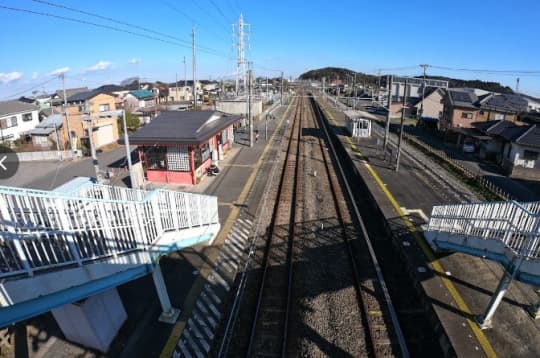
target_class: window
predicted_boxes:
[22,113,33,122]
[99,103,110,112]
[194,143,211,169]
[0,116,18,128]
[523,150,538,161]
[461,112,473,119]
[167,146,190,172]
[142,146,167,170]
[495,113,505,120]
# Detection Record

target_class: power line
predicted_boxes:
[161,1,230,42]
[190,0,230,31]
[30,0,227,56]
[0,76,57,100]
[207,0,233,24]
[430,65,540,76]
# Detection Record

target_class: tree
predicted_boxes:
[118,111,141,135]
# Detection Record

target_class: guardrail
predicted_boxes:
[427,200,540,260]
[0,184,219,279]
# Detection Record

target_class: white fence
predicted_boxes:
[427,201,540,260]
[0,184,219,279]
[16,150,80,162]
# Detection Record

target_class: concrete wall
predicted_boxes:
[216,99,262,118]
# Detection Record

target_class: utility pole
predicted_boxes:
[396,79,408,172]
[84,101,100,182]
[60,73,73,154]
[280,71,284,105]
[175,72,178,100]
[122,110,136,188]
[377,69,382,100]
[183,56,187,88]
[248,66,253,147]
[322,77,326,101]
[383,75,393,154]
[353,72,357,110]
[192,26,197,108]
[419,64,429,119]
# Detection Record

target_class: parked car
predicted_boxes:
[462,140,475,153]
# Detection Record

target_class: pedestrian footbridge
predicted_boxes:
[0,181,220,328]
[424,200,540,328]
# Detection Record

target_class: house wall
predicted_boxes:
[476,111,519,122]
[414,91,444,119]
[501,143,540,179]
[449,108,479,128]
[63,93,119,150]
[146,170,193,184]
[0,109,39,141]
[168,84,202,102]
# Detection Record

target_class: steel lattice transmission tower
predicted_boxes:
[232,13,250,96]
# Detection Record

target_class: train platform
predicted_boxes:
[11,101,293,358]
[318,97,540,357]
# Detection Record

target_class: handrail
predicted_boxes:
[428,200,540,259]
[0,184,219,279]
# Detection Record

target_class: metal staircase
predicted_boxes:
[424,200,540,328]
[0,182,220,327]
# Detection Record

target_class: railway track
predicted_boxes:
[218,94,408,357]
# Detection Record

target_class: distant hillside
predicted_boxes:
[425,76,514,94]
[299,67,378,85]
[299,67,514,94]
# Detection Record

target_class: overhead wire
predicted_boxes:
[160,1,230,42]
[28,0,227,56]
[207,0,233,24]
[0,76,57,100]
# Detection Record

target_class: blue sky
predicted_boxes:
[0,0,539,99]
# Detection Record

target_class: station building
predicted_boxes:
[127,110,240,185]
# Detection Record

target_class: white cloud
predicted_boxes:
[31,72,38,80]
[129,58,141,65]
[50,67,70,75]
[86,61,112,72]
[0,72,23,84]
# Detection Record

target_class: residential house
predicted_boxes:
[51,87,88,109]
[475,93,527,122]
[411,88,445,120]
[127,110,241,185]
[30,114,63,149]
[472,119,540,179]
[440,89,479,130]
[63,90,119,152]
[0,100,40,142]
[521,94,540,112]
[168,81,202,102]
[123,89,157,123]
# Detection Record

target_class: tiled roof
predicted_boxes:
[447,90,478,109]
[127,110,240,145]
[516,125,540,148]
[478,93,528,113]
[67,89,115,103]
[0,100,39,116]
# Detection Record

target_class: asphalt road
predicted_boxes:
[0,146,131,190]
